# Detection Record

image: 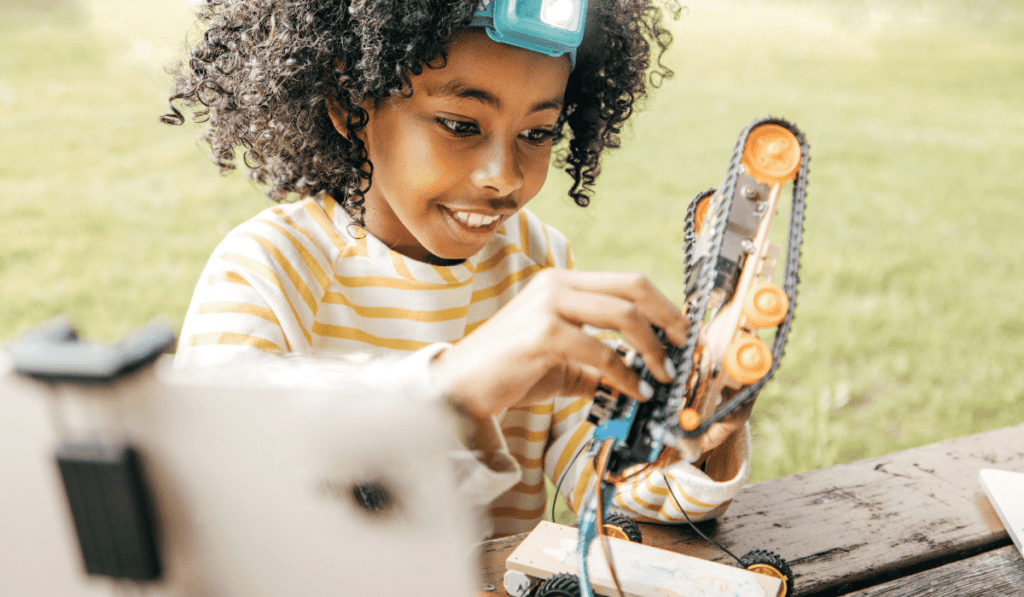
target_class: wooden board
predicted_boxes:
[842,545,1024,597]
[506,521,781,597]
[480,424,1024,596]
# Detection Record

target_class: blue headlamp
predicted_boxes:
[469,0,586,69]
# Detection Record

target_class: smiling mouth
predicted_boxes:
[444,207,502,230]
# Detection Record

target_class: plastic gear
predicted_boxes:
[692,189,714,235]
[601,513,643,543]
[535,573,581,597]
[741,124,801,186]
[743,281,789,329]
[724,334,773,385]
[741,549,794,597]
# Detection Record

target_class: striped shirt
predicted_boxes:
[176,195,750,537]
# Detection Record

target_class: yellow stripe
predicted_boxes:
[552,423,592,482]
[513,454,544,469]
[208,270,250,286]
[542,223,555,267]
[219,252,312,346]
[391,253,416,280]
[305,197,349,253]
[626,479,663,514]
[322,194,338,221]
[235,231,318,314]
[553,397,590,425]
[334,272,474,291]
[311,322,431,351]
[197,301,280,325]
[433,265,460,285]
[470,264,543,303]
[518,210,530,256]
[616,485,699,520]
[508,480,546,496]
[186,332,283,352]
[322,291,469,322]
[566,244,574,269]
[269,206,332,267]
[491,503,546,521]
[572,460,596,511]
[507,403,553,416]
[501,426,548,443]
[257,217,332,293]
[660,474,716,509]
[476,243,522,274]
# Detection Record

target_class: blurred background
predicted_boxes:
[2,0,1022,484]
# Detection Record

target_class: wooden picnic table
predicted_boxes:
[479,423,1024,596]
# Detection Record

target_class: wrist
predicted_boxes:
[429,346,492,419]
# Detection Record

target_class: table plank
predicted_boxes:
[479,424,1024,595]
[842,545,1024,597]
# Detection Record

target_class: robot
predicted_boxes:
[507,117,810,597]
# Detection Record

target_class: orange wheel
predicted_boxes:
[693,192,713,235]
[724,335,772,385]
[678,408,700,432]
[742,281,789,328]
[741,124,801,186]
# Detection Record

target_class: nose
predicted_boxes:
[470,137,524,197]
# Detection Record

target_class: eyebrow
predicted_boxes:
[426,79,563,114]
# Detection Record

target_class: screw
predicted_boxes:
[741,239,755,254]
[742,186,759,200]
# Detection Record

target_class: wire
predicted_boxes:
[551,438,592,522]
[593,439,625,597]
[662,472,745,566]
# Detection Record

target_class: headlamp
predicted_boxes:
[469,0,586,69]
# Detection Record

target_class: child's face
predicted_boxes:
[352,29,571,264]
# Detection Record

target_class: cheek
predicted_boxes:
[378,129,461,206]
[521,149,553,199]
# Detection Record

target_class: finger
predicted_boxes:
[553,287,675,384]
[699,402,754,453]
[561,271,688,348]
[556,327,652,403]
[561,362,602,399]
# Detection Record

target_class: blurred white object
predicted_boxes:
[0,349,475,597]
[979,468,1024,559]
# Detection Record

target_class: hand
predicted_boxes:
[431,269,688,419]
[698,401,754,454]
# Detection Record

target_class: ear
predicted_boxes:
[325,95,350,140]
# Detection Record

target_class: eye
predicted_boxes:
[521,128,556,146]
[435,117,479,137]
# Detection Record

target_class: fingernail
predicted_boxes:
[664,358,677,378]
[639,380,654,399]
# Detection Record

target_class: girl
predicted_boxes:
[166,0,751,538]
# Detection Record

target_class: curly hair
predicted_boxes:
[163,0,679,224]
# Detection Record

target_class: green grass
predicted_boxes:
[3,0,1023,500]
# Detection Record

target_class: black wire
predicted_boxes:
[551,439,593,522]
[662,473,745,566]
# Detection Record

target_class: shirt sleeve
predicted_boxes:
[174,218,325,368]
[544,402,750,523]
[174,222,523,537]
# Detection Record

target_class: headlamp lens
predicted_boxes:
[540,0,579,29]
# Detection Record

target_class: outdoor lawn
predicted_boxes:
[3,0,1022,505]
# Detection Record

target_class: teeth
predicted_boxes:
[451,210,499,228]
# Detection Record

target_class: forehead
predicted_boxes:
[412,29,571,109]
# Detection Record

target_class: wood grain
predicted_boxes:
[841,545,1024,597]
[479,424,1024,596]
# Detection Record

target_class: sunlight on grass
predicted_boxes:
[2,0,1022,495]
